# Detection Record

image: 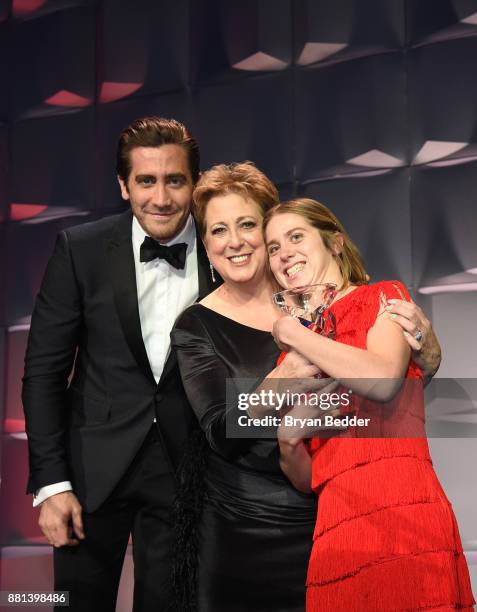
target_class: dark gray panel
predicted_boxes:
[9,6,95,120]
[408,36,477,163]
[2,211,98,326]
[10,0,93,22]
[0,327,5,433]
[11,110,95,211]
[0,22,10,121]
[0,224,5,325]
[276,182,296,201]
[191,0,292,85]
[0,124,8,221]
[294,0,405,66]
[295,52,407,181]
[192,72,293,184]
[0,434,43,545]
[411,159,477,287]
[100,0,189,99]
[406,0,477,45]
[4,328,28,434]
[0,0,9,23]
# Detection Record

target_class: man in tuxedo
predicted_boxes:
[22,117,218,611]
[22,115,442,612]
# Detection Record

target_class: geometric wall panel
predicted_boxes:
[100,0,189,100]
[0,327,4,429]
[411,160,477,289]
[1,546,137,612]
[0,545,133,612]
[9,5,95,121]
[192,72,294,184]
[295,0,405,66]
[300,168,413,288]
[0,123,7,222]
[191,0,292,84]
[0,546,53,594]
[0,1,8,24]
[408,35,477,165]
[2,213,94,327]
[275,182,297,203]
[0,223,5,324]
[429,434,477,591]
[10,111,95,213]
[0,20,9,121]
[10,0,90,21]
[406,0,477,45]
[4,328,29,434]
[429,438,477,547]
[0,434,45,545]
[295,52,407,181]
[427,292,477,379]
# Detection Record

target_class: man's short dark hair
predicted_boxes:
[116,116,200,184]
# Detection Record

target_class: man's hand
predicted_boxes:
[386,299,442,378]
[38,491,85,547]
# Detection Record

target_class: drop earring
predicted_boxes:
[209,261,216,283]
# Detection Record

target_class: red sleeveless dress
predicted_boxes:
[304,281,474,611]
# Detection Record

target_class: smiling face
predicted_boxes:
[204,192,267,286]
[265,212,343,289]
[118,144,193,242]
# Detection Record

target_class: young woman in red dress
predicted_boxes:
[265,198,475,612]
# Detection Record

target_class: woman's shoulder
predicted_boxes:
[369,279,411,302]
[354,280,411,327]
[171,305,218,352]
[173,303,233,337]
[333,281,410,312]
[173,304,210,335]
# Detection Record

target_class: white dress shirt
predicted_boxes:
[132,214,199,382]
[34,214,199,506]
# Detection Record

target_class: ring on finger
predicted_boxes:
[414,329,423,342]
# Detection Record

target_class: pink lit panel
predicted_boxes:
[4,325,27,430]
[12,0,47,17]
[0,435,46,544]
[44,90,91,108]
[3,419,26,434]
[10,204,48,221]
[0,546,53,598]
[99,82,143,103]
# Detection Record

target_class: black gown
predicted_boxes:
[171,304,317,612]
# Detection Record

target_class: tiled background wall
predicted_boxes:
[1,1,476,609]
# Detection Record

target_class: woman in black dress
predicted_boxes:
[170,162,322,612]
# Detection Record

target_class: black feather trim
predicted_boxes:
[170,428,209,611]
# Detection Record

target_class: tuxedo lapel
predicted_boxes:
[107,210,156,386]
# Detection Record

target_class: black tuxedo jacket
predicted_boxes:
[22,209,218,512]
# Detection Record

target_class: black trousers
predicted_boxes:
[53,426,176,612]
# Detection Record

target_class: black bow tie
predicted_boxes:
[139,236,187,270]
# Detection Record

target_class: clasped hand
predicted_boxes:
[38,491,85,547]
[269,339,347,440]
[271,315,303,353]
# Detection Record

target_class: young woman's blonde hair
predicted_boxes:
[263,198,369,286]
